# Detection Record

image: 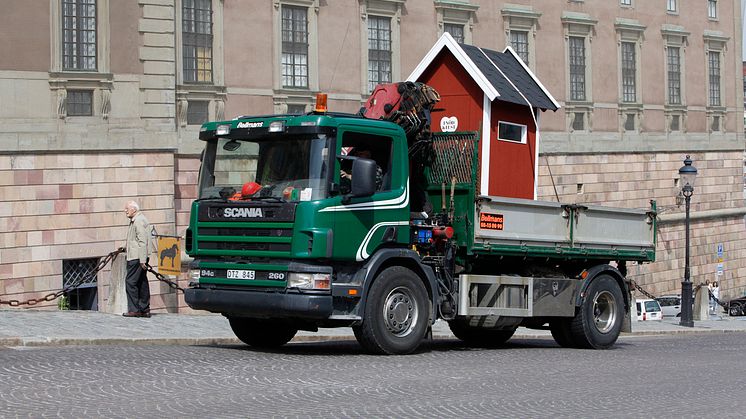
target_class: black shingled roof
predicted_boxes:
[459,43,558,112]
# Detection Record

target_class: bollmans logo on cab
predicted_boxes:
[236,121,263,129]
[223,207,263,218]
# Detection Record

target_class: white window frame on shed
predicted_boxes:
[501,4,541,69]
[360,1,402,96]
[49,0,112,120]
[497,121,528,144]
[435,1,478,45]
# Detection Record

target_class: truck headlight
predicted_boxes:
[288,273,330,290]
[188,268,201,281]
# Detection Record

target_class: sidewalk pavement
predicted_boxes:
[1,309,745,347]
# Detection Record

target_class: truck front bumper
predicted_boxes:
[184,287,333,319]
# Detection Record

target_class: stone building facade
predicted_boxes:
[0,0,744,312]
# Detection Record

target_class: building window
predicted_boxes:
[182,0,213,83]
[620,0,632,6]
[569,36,586,101]
[62,0,97,71]
[708,0,717,19]
[368,16,392,93]
[67,90,93,116]
[572,112,585,131]
[187,100,209,125]
[510,31,529,65]
[498,121,527,143]
[281,5,308,88]
[667,47,681,105]
[708,51,721,107]
[670,115,680,131]
[667,0,677,13]
[62,258,99,311]
[286,103,306,114]
[624,113,636,131]
[621,42,636,103]
[444,23,464,43]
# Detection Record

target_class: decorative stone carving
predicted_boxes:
[177,98,188,127]
[101,89,111,120]
[57,89,67,119]
[215,99,225,121]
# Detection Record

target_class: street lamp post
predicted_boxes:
[678,155,697,327]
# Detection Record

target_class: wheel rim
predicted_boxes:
[592,290,617,334]
[382,286,419,337]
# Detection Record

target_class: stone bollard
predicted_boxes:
[693,285,709,321]
[105,252,128,315]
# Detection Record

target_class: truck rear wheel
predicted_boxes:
[729,303,743,316]
[570,275,624,349]
[228,317,297,348]
[355,267,429,355]
[550,319,575,348]
[448,319,515,347]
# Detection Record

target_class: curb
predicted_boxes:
[1,329,744,348]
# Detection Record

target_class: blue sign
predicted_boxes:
[717,243,723,258]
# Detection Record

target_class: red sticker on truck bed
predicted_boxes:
[479,213,504,230]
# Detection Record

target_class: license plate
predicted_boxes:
[226,269,255,280]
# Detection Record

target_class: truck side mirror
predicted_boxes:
[343,158,376,203]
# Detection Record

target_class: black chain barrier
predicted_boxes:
[632,280,730,310]
[0,249,184,307]
[144,263,184,293]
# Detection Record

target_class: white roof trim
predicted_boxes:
[501,45,561,110]
[407,32,499,101]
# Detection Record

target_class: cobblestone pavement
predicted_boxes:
[1,333,745,418]
[1,309,745,347]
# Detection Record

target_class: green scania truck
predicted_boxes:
[184,85,656,354]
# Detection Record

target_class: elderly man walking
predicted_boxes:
[123,200,151,318]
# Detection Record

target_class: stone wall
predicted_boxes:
[537,150,746,300]
[0,151,178,311]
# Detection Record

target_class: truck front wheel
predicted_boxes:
[354,267,429,355]
[570,275,625,349]
[228,317,297,348]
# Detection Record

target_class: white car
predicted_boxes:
[655,294,682,318]
[635,298,663,321]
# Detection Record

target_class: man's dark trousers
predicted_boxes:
[125,259,150,314]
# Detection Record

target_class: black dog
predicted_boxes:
[160,244,179,268]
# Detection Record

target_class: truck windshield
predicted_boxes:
[198,134,332,201]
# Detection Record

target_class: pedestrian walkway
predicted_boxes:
[1,309,744,347]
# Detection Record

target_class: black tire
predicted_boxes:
[228,317,297,348]
[729,303,742,317]
[569,275,625,349]
[355,266,430,355]
[448,318,515,347]
[550,319,576,348]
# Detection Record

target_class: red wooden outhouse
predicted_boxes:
[408,33,559,200]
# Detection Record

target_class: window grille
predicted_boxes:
[368,16,392,93]
[670,115,680,131]
[62,257,99,311]
[62,0,97,71]
[444,23,464,43]
[67,90,93,116]
[569,37,586,101]
[286,104,306,114]
[667,47,681,105]
[624,114,635,131]
[183,0,213,83]
[281,5,308,88]
[708,51,721,106]
[510,31,529,66]
[187,100,209,125]
[711,115,720,132]
[621,42,636,103]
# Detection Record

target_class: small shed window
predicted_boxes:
[497,121,527,143]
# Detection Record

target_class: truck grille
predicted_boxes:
[200,242,291,252]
